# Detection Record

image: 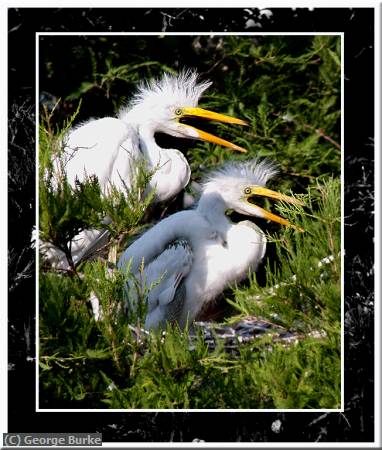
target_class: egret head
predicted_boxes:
[202,159,304,230]
[121,70,247,152]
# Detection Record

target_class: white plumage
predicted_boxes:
[118,159,302,330]
[42,70,247,269]
[64,70,246,200]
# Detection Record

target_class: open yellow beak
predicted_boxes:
[246,186,304,232]
[180,106,248,153]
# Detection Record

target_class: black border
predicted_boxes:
[8,7,375,444]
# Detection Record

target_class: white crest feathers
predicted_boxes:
[127,69,212,110]
[202,158,279,189]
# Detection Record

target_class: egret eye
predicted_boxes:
[244,187,252,195]
[174,108,183,116]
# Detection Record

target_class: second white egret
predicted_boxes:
[118,159,303,330]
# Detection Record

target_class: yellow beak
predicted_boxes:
[180,106,248,153]
[246,186,304,232]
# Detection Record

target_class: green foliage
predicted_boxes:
[66,60,176,102]
[39,105,155,270]
[100,161,156,238]
[185,35,340,190]
[39,34,341,409]
[39,260,147,407]
[39,101,104,267]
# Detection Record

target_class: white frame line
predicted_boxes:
[36,31,344,414]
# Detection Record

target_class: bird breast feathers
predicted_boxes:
[64,117,136,190]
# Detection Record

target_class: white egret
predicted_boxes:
[42,70,247,269]
[118,159,303,330]
[65,70,247,199]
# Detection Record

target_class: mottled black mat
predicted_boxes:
[8,7,375,445]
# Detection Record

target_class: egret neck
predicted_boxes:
[134,123,162,167]
[196,190,231,235]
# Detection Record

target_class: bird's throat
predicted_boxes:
[196,192,230,229]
